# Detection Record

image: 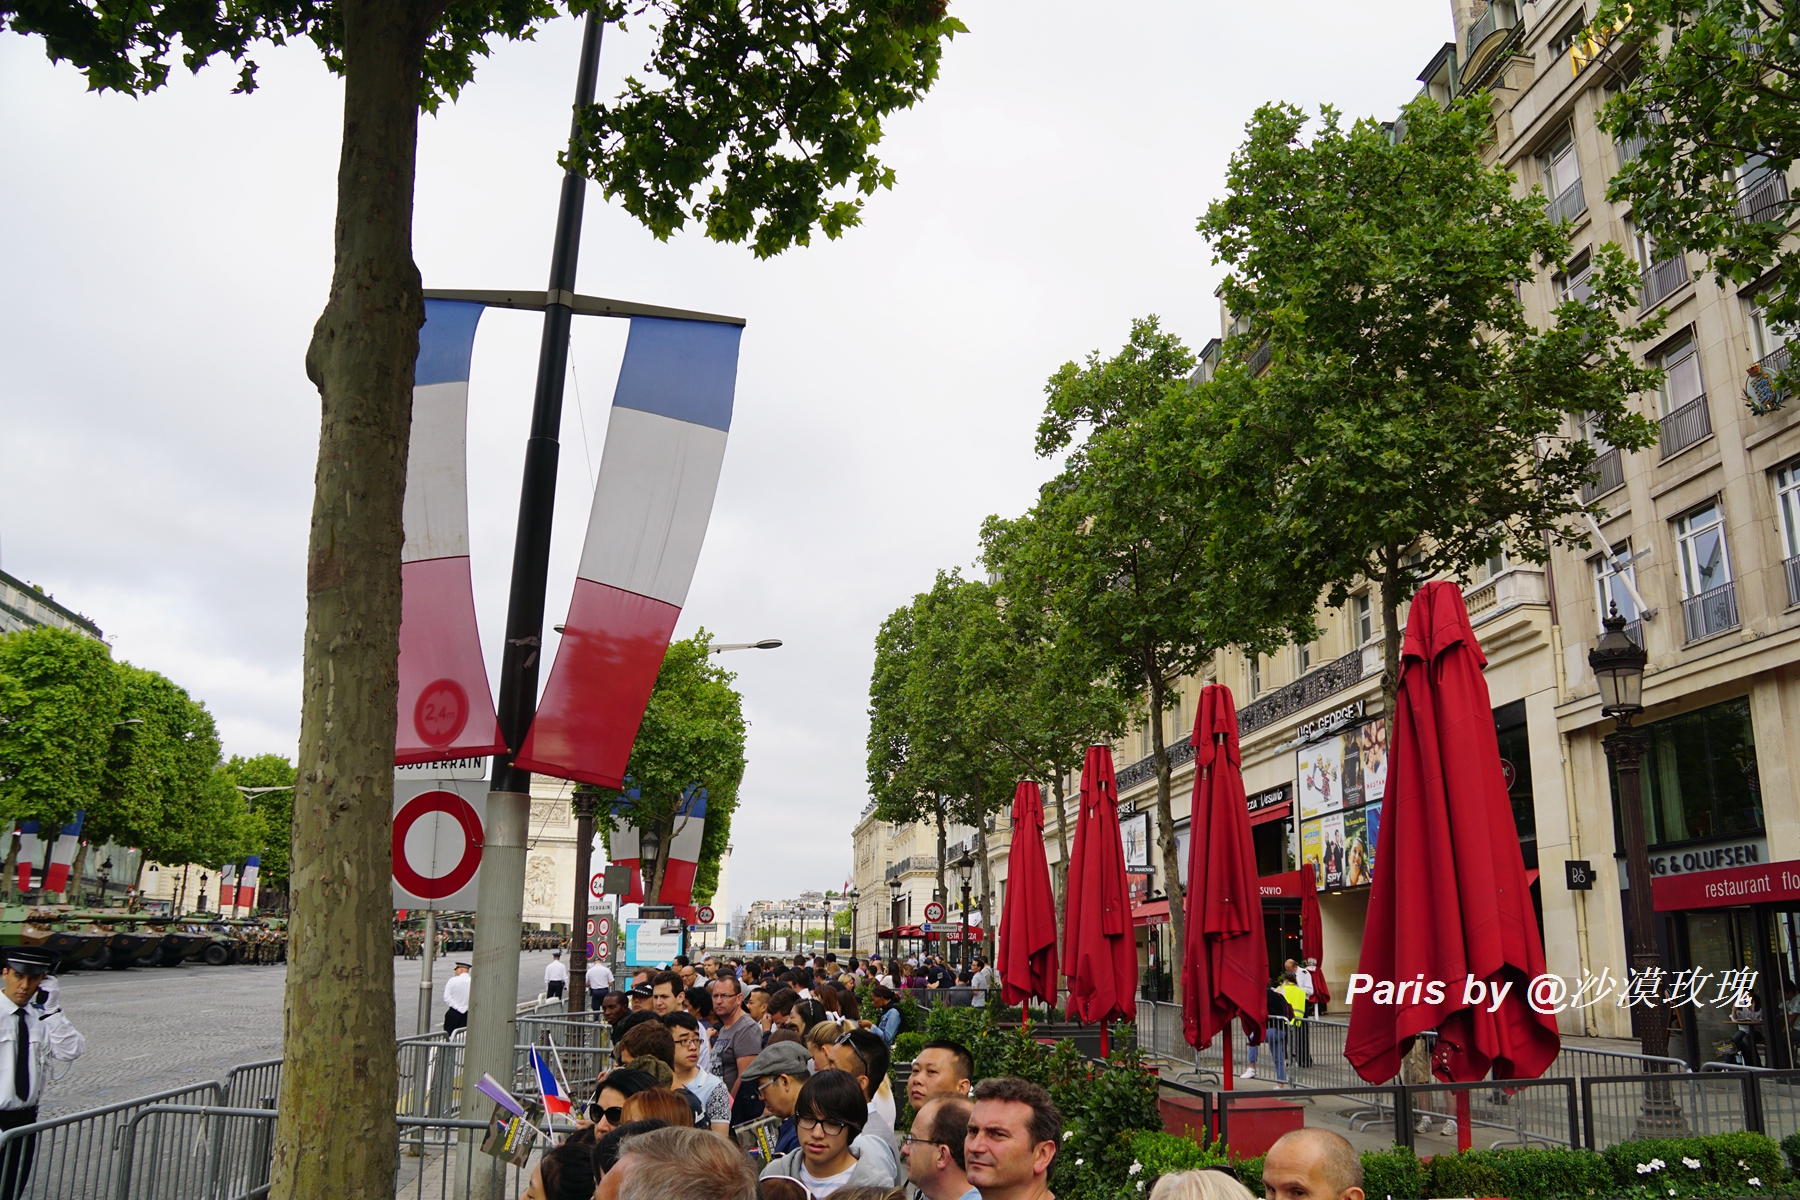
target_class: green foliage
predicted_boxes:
[0,626,120,826]
[893,1031,924,1074]
[1597,0,1800,365]
[1360,1146,1428,1199]
[1427,1150,1507,1199]
[3,1,963,259]
[1197,94,1663,693]
[922,1001,990,1050]
[1606,1132,1786,1194]
[596,631,745,906]
[569,0,967,257]
[217,754,297,887]
[1235,1154,1265,1196]
[1126,1129,1227,1179]
[1046,1032,1165,1200]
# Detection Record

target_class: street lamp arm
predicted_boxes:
[709,639,784,653]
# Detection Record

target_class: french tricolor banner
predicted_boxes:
[238,856,260,912]
[219,863,239,910]
[15,822,40,892]
[396,300,506,765]
[42,813,83,894]
[608,803,644,905]
[514,316,743,788]
[657,786,707,915]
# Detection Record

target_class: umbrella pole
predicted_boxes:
[1223,1027,1233,1091]
[1099,1022,1109,1059]
[1455,1090,1471,1152]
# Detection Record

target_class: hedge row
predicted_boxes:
[1230,1132,1788,1199]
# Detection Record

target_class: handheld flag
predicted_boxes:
[43,813,84,894]
[476,1072,526,1118]
[531,1047,571,1115]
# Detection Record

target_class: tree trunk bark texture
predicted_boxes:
[1047,770,1071,949]
[1147,663,1185,1007]
[66,842,88,903]
[934,804,947,907]
[272,3,426,1195]
[1378,543,1404,736]
[975,822,993,966]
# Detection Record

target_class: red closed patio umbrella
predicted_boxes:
[1181,685,1267,1088]
[1063,745,1137,1037]
[999,780,1059,1008]
[1347,582,1560,1146]
[1299,863,1330,1007]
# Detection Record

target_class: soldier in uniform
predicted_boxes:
[0,946,85,1199]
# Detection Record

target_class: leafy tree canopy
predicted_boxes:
[0,626,120,827]
[219,752,298,886]
[1598,0,1800,341]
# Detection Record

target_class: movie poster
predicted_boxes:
[1343,808,1372,888]
[1301,818,1324,887]
[1297,736,1344,819]
[1358,720,1389,805]
[1340,727,1365,808]
[1320,812,1347,890]
[1120,812,1150,871]
[1363,803,1382,880]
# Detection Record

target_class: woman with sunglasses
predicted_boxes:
[759,1069,900,1195]
[585,1067,658,1136]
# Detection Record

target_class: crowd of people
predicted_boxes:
[515,950,1371,1200]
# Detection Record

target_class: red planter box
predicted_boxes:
[1157,1094,1305,1159]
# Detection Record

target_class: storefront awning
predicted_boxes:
[1132,900,1170,927]
[1653,859,1800,912]
[1258,869,1304,899]
[1249,801,1291,828]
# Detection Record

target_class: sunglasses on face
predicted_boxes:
[586,1104,624,1125]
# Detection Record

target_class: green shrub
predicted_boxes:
[1484,1146,1613,1199]
[1235,1153,1265,1196]
[1428,1150,1506,1199]
[1360,1147,1428,1199]
[922,1003,991,1051]
[1782,1131,1800,1175]
[892,1031,924,1076]
[1606,1135,1723,1190]
[1701,1130,1785,1190]
[1127,1128,1226,1180]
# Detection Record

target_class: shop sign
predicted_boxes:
[1247,783,1293,813]
[1619,836,1767,887]
[1295,700,1365,744]
[1653,858,1800,912]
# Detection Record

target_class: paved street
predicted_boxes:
[44,949,564,1115]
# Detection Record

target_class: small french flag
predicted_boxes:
[530,1047,571,1115]
[42,813,84,894]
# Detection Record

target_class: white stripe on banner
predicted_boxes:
[402,379,473,563]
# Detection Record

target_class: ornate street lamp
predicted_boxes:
[848,887,860,957]
[1590,604,1683,1131]
[888,876,902,972]
[954,852,975,972]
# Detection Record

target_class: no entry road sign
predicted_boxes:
[391,780,487,909]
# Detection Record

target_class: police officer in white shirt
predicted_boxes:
[0,946,84,1199]
[443,962,471,1034]
[544,950,568,1000]
[585,959,613,1010]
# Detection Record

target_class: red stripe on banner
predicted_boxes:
[396,556,506,765]
[514,580,681,788]
[614,858,645,905]
[659,858,699,909]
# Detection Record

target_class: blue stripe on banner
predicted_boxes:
[678,786,708,821]
[612,317,742,432]
[415,300,486,386]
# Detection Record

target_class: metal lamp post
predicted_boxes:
[954,852,974,972]
[1590,604,1684,1132]
[848,887,860,957]
[888,877,902,973]
[568,785,601,1016]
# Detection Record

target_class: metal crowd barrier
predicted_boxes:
[0,1081,222,1200]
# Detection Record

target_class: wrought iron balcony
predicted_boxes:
[1245,339,1272,377]
[1116,733,1197,792]
[1682,580,1739,642]
[1547,178,1587,226]
[1658,395,1713,459]
[884,856,940,882]
[1581,446,1625,504]
[1466,4,1503,57]
[1785,554,1800,609]
[1641,255,1690,309]
[1238,649,1370,737]
[1736,170,1791,225]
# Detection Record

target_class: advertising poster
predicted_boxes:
[1301,818,1324,885]
[625,918,685,967]
[1343,807,1372,888]
[1358,721,1389,805]
[1120,812,1151,871]
[1339,727,1366,808]
[1297,737,1344,819]
[1320,812,1347,889]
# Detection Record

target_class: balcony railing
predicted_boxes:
[1658,395,1713,458]
[1641,255,1690,308]
[1736,170,1791,225]
[1682,580,1740,642]
[1547,178,1588,226]
[884,856,941,882]
[1785,554,1800,608]
[1245,339,1272,377]
[1236,649,1370,737]
[1581,446,1625,503]
[1465,3,1511,57]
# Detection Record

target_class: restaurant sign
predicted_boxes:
[1653,858,1800,912]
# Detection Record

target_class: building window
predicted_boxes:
[1777,459,1800,606]
[1675,499,1739,640]
[1592,541,1643,636]
[1548,12,1587,61]
[1494,700,1537,870]
[1750,302,1793,364]
[1247,655,1262,699]
[1297,641,1312,673]
[1353,594,1374,645]
[1655,332,1705,417]
[1485,549,1508,580]
[1543,128,1586,224]
[1610,696,1762,848]
[1557,249,1594,304]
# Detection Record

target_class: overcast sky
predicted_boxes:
[2,1,1451,908]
